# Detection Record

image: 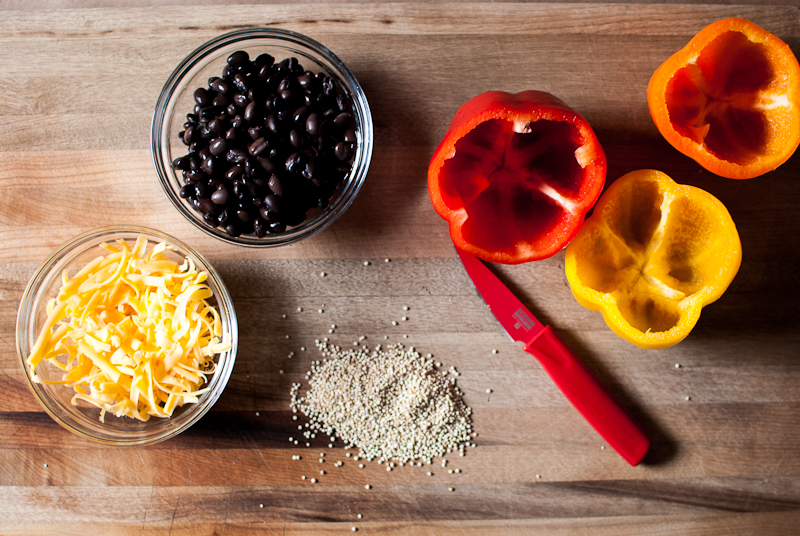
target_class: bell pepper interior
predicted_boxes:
[441,118,586,255]
[573,176,730,333]
[665,30,774,165]
[647,195,731,297]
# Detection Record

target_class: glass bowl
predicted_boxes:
[151,28,373,247]
[16,226,238,445]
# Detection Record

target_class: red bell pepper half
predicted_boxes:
[428,90,607,264]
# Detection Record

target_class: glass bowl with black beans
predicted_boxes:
[152,28,373,246]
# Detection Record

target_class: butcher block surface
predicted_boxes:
[1,2,799,534]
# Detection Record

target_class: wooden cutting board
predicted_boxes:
[1,3,799,534]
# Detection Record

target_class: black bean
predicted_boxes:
[185,170,203,183]
[217,208,230,225]
[212,94,229,108]
[334,112,353,128]
[199,124,214,140]
[244,101,258,122]
[336,94,349,112]
[302,161,315,180]
[289,129,302,148]
[228,50,249,66]
[198,198,216,215]
[249,137,268,156]
[225,223,240,237]
[255,53,274,68]
[209,78,230,95]
[179,184,193,198]
[343,129,357,144]
[264,193,284,213]
[201,157,216,175]
[211,117,228,134]
[171,156,189,170]
[285,152,302,172]
[266,114,279,133]
[297,74,313,88]
[244,158,260,178]
[306,113,320,135]
[211,187,229,205]
[257,157,275,174]
[237,209,252,223]
[293,106,308,123]
[182,127,196,145]
[268,174,284,195]
[268,221,286,234]
[194,87,211,106]
[227,148,248,163]
[203,213,220,227]
[334,142,350,161]
[245,177,260,197]
[225,165,244,180]
[232,181,247,200]
[209,138,228,156]
[322,77,335,95]
[199,106,223,121]
[253,218,267,237]
[194,183,206,199]
[233,93,249,107]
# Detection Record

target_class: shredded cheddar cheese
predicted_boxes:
[28,236,231,422]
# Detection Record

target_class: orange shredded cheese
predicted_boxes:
[27,236,231,422]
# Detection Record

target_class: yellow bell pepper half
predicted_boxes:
[564,169,741,349]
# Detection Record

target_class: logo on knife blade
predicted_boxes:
[512,308,536,332]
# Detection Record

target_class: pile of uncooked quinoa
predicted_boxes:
[290,339,474,464]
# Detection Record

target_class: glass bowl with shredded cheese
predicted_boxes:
[151,28,373,247]
[16,225,237,445]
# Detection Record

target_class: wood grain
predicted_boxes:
[1,3,799,535]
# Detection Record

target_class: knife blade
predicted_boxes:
[456,247,650,466]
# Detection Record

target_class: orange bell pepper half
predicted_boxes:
[647,18,800,179]
[428,91,606,264]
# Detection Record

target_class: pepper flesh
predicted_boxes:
[647,18,800,179]
[565,170,741,349]
[428,91,606,264]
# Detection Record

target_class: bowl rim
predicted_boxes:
[151,27,374,248]
[15,224,238,446]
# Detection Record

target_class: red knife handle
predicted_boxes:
[523,326,650,466]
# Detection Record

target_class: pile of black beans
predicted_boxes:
[172,51,358,238]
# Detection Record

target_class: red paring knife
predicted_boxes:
[456,248,650,466]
